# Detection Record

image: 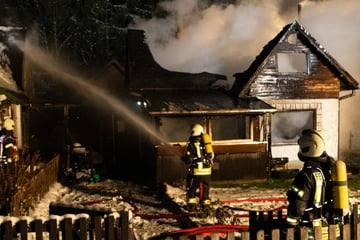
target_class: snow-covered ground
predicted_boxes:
[28,178,360,239]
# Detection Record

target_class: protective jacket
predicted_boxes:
[0,130,18,165]
[286,153,340,239]
[286,153,334,226]
[183,135,213,175]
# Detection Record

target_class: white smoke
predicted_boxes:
[133,0,287,88]
[298,0,360,153]
[132,0,360,153]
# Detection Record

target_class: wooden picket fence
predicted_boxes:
[0,210,134,240]
[0,205,359,240]
[156,204,360,239]
[0,154,60,216]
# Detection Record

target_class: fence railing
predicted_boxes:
[0,211,134,240]
[10,154,59,216]
[155,204,360,239]
[1,200,359,239]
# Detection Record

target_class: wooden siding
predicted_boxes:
[247,38,340,99]
[156,143,268,183]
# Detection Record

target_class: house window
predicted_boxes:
[211,115,251,141]
[271,111,314,144]
[277,52,307,73]
[159,115,252,143]
[159,117,203,142]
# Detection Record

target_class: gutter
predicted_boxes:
[339,89,356,101]
[148,109,277,116]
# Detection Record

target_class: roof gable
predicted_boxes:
[92,59,127,95]
[230,20,358,98]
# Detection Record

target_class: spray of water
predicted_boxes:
[18,40,183,155]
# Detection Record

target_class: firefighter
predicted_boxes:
[181,123,214,212]
[0,118,18,166]
[285,129,340,239]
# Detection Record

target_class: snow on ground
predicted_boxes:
[29,178,360,239]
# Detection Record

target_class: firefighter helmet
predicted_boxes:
[191,124,203,136]
[3,118,15,131]
[298,129,325,158]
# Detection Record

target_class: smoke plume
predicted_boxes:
[132,0,360,153]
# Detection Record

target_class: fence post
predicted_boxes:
[105,215,115,240]
[299,226,308,239]
[328,224,337,240]
[92,216,102,240]
[249,211,257,239]
[285,228,294,240]
[2,220,13,240]
[120,210,132,240]
[242,231,250,240]
[356,223,360,240]
[16,219,27,240]
[267,211,273,235]
[32,219,44,240]
[313,226,321,240]
[353,204,359,240]
[61,217,73,240]
[47,218,58,240]
[271,228,280,240]
[227,232,235,240]
[342,224,351,240]
[76,217,87,240]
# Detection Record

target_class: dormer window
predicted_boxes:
[277,52,308,73]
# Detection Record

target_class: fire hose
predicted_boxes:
[83,197,289,219]
[83,197,289,238]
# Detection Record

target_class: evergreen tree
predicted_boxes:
[0,0,160,70]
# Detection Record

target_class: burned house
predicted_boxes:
[19,20,358,185]
[230,20,358,169]
[63,20,359,185]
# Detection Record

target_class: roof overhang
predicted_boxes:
[139,90,277,116]
[0,88,28,105]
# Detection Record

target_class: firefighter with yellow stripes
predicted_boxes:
[285,129,341,239]
[182,124,214,212]
[0,118,18,167]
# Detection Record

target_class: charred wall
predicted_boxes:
[246,38,340,99]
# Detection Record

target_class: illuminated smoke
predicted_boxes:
[132,0,287,88]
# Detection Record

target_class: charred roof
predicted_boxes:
[127,29,227,90]
[139,89,276,116]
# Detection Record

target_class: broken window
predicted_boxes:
[159,115,253,143]
[271,111,314,144]
[277,52,308,73]
[159,117,203,143]
[211,115,251,140]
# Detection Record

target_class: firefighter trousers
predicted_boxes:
[186,174,211,204]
